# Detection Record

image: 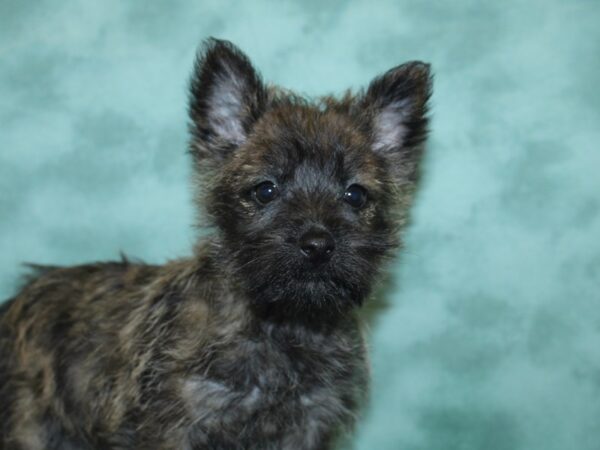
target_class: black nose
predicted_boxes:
[299,229,335,263]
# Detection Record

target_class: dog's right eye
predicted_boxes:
[253,181,279,205]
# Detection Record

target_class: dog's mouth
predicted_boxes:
[292,267,333,282]
[232,240,372,317]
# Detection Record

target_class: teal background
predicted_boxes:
[1,1,599,448]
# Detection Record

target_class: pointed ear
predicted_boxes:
[188,38,266,164]
[362,62,432,181]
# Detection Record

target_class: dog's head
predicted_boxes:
[189,39,432,320]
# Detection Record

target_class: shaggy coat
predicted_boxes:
[0,39,432,449]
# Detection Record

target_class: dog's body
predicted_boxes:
[0,40,432,449]
[0,255,366,450]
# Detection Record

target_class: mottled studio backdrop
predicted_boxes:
[1,1,599,449]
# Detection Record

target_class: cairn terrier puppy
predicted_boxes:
[0,39,432,449]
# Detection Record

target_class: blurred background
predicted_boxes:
[1,1,599,448]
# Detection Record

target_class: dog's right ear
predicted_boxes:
[189,38,266,165]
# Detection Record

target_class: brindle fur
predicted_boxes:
[0,39,432,449]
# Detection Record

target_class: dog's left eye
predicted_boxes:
[254,181,279,205]
[344,184,368,208]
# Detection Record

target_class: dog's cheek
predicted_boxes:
[207,185,253,238]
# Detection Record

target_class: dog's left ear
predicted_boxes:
[362,62,433,182]
[189,38,266,165]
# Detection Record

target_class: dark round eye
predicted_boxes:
[254,181,279,205]
[344,184,368,208]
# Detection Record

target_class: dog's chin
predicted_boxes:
[243,271,368,323]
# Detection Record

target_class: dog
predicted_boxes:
[0,38,432,449]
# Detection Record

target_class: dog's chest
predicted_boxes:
[181,326,366,448]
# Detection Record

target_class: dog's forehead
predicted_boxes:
[245,105,378,177]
